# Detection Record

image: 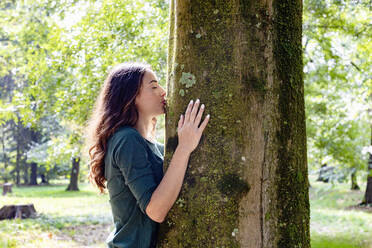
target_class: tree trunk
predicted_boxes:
[2,183,12,195]
[23,160,29,185]
[29,162,38,185]
[350,168,359,190]
[66,157,80,191]
[365,158,372,204]
[40,173,48,184]
[1,124,9,182]
[15,119,21,185]
[159,0,310,247]
[363,124,372,204]
[0,204,37,220]
[29,128,41,185]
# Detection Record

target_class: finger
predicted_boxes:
[185,99,193,123]
[194,103,205,127]
[190,99,200,123]
[178,114,184,130]
[198,114,210,132]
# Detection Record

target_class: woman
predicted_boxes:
[86,62,210,248]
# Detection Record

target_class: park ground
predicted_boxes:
[0,176,371,248]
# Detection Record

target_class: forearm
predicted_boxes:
[146,145,191,222]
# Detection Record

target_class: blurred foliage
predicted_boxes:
[303,0,371,182]
[0,0,370,188]
[0,0,169,183]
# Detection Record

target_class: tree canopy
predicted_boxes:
[0,0,370,188]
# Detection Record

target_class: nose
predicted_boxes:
[160,85,166,97]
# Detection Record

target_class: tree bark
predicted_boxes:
[15,119,21,185]
[23,160,29,185]
[0,204,36,220]
[29,162,38,185]
[2,183,12,195]
[159,0,310,247]
[350,168,360,190]
[1,124,9,182]
[66,157,80,191]
[29,128,41,185]
[363,124,372,204]
[40,173,48,184]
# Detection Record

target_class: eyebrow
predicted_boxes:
[148,80,158,84]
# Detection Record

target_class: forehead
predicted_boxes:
[142,69,157,83]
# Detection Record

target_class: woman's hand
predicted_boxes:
[177,99,210,153]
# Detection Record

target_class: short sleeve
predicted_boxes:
[113,132,157,215]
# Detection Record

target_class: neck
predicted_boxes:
[134,113,155,142]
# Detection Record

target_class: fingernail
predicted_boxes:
[201,104,205,108]
[207,114,210,118]
[196,99,200,103]
[190,100,193,104]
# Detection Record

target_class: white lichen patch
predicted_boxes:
[176,198,185,208]
[195,27,206,39]
[232,228,238,237]
[179,89,185,96]
[180,72,196,88]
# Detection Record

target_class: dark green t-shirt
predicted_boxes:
[104,126,164,248]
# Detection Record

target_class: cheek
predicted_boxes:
[135,94,151,112]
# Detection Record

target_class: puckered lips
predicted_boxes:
[162,100,167,112]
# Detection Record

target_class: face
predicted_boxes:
[135,69,166,118]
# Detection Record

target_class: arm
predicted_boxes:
[146,99,210,223]
[145,146,191,222]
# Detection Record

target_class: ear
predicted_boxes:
[152,117,157,124]
[134,94,139,106]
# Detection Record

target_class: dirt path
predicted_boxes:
[53,223,112,247]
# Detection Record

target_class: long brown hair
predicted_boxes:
[86,62,150,193]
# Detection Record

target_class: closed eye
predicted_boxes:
[152,87,157,89]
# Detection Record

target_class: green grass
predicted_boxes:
[0,183,111,248]
[0,177,371,247]
[310,175,372,248]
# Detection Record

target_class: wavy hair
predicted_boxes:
[86,62,150,193]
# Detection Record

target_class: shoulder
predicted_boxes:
[113,126,142,140]
[115,125,139,136]
[109,126,145,149]
[108,126,149,164]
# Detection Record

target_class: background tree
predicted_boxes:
[303,0,371,190]
[362,95,372,205]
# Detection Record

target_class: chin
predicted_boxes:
[155,110,166,116]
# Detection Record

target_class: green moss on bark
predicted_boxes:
[217,173,250,197]
[161,1,267,247]
[274,0,310,247]
[160,0,310,247]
